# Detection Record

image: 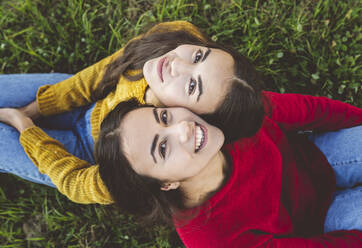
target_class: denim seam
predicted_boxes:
[3,167,53,183]
[0,127,18,132]
[3,166,40,177]
[334,188,362,200]
[330,160,362,167]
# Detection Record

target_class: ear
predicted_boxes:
[160,182,180,191]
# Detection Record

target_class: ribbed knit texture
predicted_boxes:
[20,126,113,204]
[19,21,206,204]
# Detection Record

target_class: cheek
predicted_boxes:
[143,63,153,83]
[215,131,225,152]
[144,59,158,83]
[170,152,191,169]
[159,83,186,106]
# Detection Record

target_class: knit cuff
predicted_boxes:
[36,84,59,116]
[19,126,52,152]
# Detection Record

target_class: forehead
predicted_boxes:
[193,47,235,113]
[203,48,234,83]
[120,108,155,174]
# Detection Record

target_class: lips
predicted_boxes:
[157,57,166,82]
[195,122,208,153]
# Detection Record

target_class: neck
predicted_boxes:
[181,151,227,208]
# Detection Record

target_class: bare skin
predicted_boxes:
[119,107,228,208]
[19,101,41,120]
[0,108,35,132]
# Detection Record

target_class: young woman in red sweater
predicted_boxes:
[96,93,362,247]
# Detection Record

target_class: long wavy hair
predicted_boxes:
[92,23,265,142]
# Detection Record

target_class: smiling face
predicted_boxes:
[143,44,234,114]
[119,107,225,185]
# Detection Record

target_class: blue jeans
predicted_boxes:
[0,73,95,187]
[309,126,362,232]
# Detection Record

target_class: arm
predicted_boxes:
[19,101,41,120]
[264,231,362,248]
[0,108,113,204]
[263,91,362,132]
[36,49,123,116]
[223,230,362,248]
[179,229,362,248]
[19,126,113,204]
[252,230,362,248]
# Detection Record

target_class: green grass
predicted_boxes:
[0,174,175,247]
[0,0,361,247]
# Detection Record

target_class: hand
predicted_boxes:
[19,101,41,120]
[0,108,35,132]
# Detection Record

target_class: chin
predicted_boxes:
[143,59,158,86]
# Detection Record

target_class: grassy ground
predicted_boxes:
[0,0,361,247]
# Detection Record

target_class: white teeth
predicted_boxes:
[195,125,204,151]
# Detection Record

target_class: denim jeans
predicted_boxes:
[0,73,95,187]
[308,126,362,232]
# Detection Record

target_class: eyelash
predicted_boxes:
[159,110,168,159]
[187,49,202,96]
[159,139,167,159]
[193,49,203,63]
[188,78,197,95]
[160,110,168,124]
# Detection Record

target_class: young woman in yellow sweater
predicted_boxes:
[0,21,264,204]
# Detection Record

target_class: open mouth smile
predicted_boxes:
[195,122,208,153]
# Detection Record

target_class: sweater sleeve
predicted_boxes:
[261,231,362,248]
[246,230,362,248]
[36,49,123,116]
[263,91,362,132]
[179,229,362,248]
[19,126,113,204]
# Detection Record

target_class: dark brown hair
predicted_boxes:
[201,48,265,142]
[97,99,186,226]
[93,23,265,142]
[97,99,232,227]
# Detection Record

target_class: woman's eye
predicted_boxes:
[160,110,168,124]
[159,139,167,159]
[188,78,197,95]
[193,49,203,63]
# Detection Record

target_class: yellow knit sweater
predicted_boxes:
[19,21,206,204]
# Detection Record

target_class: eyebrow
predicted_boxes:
[151,108,160,163]
[202,48,211,62]
[150,134,159,164]
[197,75,203,102]
[153,108,160,124]
[196,49,210,102]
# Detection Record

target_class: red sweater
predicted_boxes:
[176,91,362,247]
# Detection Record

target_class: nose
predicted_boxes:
[176,121,193,143]
[170,57,193,77]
